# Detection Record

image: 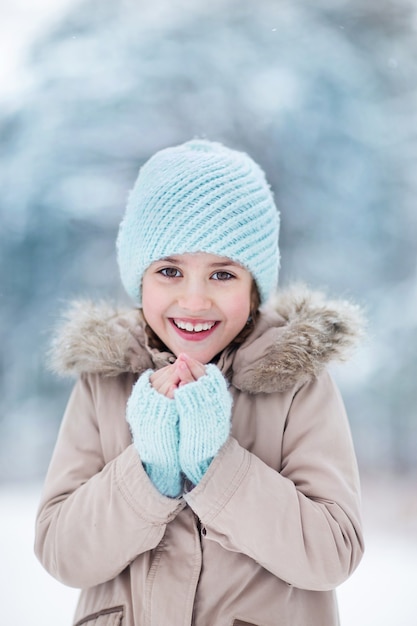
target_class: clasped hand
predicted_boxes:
[126,353,232,497]
[150,352,206,397]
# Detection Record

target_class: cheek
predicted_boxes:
[226,292,251,325]
[142,280,164,325]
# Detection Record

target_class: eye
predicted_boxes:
[211,271,234,281]
[159,267,182,278]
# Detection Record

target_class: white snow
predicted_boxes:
[338,474,417,625]
[338,532,417,625]
[1,478,416,625]
[1,485,78,625]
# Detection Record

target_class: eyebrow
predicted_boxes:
[160,256,242,268]
[208,260,242,268]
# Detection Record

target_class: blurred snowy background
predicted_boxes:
[0,0,416,624]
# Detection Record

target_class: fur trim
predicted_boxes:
[48,300,153,378]
[233,285,365,393]
[48,286,365,392]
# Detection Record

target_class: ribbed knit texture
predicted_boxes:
[126,370,182,498]
[175,364,232,486]
[117,139,280,305]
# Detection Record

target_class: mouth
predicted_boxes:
[170,318,219,340]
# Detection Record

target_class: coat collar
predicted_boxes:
[48,285,364,393]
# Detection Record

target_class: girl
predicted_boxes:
[35,140,364,626]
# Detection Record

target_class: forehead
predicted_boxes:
[155,252,245,268]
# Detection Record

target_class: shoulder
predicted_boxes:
[232,284,365,394]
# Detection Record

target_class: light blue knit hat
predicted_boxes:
[117,140,280,305]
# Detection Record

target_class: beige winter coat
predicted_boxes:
[35,287,364,626]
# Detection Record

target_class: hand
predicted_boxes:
[174,364,233,486]
[126,370,182,497]
[150,353,206,398]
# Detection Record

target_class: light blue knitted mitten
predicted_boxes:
[126,370,182,498]
[175,364,232,486]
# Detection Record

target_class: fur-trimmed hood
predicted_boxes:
[48,286,364,394]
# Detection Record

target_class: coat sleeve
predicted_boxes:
[184,370,364,591]
[34,374,184,589]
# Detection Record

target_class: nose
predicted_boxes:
[177,281,211,313]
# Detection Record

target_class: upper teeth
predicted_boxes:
[174,320,216,332]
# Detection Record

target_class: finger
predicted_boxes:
[154,376,179,397]
[174,358,196,385]
[177,353,206,380]
[150,363,181,385]
[166,384,177,399]
[150,365,181,396]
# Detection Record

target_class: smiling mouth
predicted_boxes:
[171,319,218,334]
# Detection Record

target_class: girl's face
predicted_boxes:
[142,252,253,364]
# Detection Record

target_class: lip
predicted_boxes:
[169,318,219,342]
